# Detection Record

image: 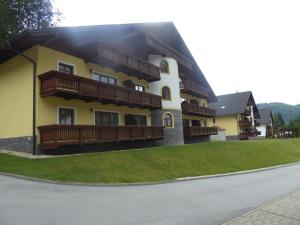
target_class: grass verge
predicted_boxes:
[0,138,300,184]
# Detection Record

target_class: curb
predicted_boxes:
[1,161,300,187]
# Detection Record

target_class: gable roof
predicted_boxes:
[208,91,259,116]
[0,22,216,101]
[257,108,273,124]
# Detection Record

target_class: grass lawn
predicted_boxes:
[0,138,300,184]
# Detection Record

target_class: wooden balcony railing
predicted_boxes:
[180,80,210,98]
[240,132,249,140]
[38,125,164,149]
[183,126,218,136]
[97,44,160,82]
[181,102,216,117]
[238,120,252,127]
[39,71,162,109]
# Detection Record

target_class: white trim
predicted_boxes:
[57,106,77,125]
[92,70,118,85]
[57,60,76,74]
[93,109,121,126]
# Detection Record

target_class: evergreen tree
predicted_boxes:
[0,0,62,43]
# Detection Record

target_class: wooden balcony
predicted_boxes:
[180,80,210,98]
[240,133,249,140]
[38,125,164,149]
[183,127,218,137]
[97,44,160,82]
[181,102,216,117]
[238,120,252,127]
[39,71,162,109]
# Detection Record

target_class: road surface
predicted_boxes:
[1,164,300,225]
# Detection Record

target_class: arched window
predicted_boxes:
[160,60,169,73]
[163,113,173,128]
[162,86,171,100]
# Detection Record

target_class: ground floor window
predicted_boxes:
[58,107,75,125]
[125,114,147,126]
[95,111,119,126]
[191,120,201,127]
[163,113,173,128]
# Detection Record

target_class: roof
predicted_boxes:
[208,91,259,116]
[257,108,272,124]
[0,22,216,101]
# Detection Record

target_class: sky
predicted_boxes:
[53,0,300,105]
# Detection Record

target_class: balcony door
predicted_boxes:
[191,120,201,127]
[58,107,75,125]
[125,114,147,126]
[95,111,119,126]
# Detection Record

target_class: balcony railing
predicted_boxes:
[180,80,210,98]
[181,102,216,117]
[97,44,160,82]
[39,71,162,109]
[238,120,252,127]
[183,126,218,136]
[240,133,249,140]
[38,125,164,149]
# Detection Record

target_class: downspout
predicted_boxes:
[6,41,37,155]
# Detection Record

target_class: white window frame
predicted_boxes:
[93,109,120,126]
[134,83,146,92]
[92,71,118,85]
[57,60,76,74]
[57,106,77,125]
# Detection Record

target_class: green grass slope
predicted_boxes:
[0,139,300,183]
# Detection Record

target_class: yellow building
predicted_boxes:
[0,23,217,154]
[208,91,261,140]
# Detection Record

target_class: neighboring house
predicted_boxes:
[256,108,273,138]
[208,91,260,140]
[0,22,217,154]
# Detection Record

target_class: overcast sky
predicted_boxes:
[54,0,300,105]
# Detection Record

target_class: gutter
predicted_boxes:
[5,41,37,155]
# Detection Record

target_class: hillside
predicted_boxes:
[258,102,300,123]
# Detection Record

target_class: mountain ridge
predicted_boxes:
[257,102,300,123]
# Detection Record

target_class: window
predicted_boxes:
[95,111,119,126]
[93,73,117,85]
[58,108,75,125]
[125,114,147,126]
[163,113,173,128]
[213,118,216,124]
[192,120,201,127]
[190,99,199,105]
[135,84,145,92]
[162,86,171,100]
[58,63,74,75]
[204,121,207,127]
[160,60,169,73]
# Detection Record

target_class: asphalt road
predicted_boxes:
[1,164,300,225]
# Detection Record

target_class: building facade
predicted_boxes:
[256,108,273,138]
[0,23,217,154]
[208,91,260,140]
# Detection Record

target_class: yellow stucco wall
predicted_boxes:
[212,115,239,136]
[0,47,38,138]
[36,45,152,131]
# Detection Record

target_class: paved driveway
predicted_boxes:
[1,164,300,225]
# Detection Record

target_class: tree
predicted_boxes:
[0,0,62,43]
[273,112,285,128]
[287,117,300,137]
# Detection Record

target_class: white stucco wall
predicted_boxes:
[148,55,182,110]
[210,130,226,141]
[257,125,266,137]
